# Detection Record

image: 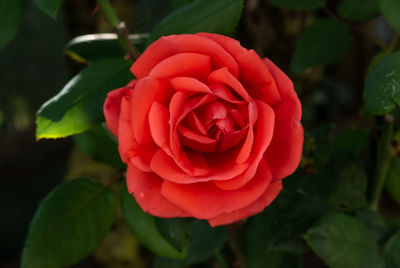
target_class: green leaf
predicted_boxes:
[21,178,116,268]
[148,0,244,44]
[155,218,192,251]
[65,33,149,64]
[266,0,326,10]
[0,0,27,50]
[305,212,385,268]
[154,220,229,267]
[332,128,369,154]
[34,0,63,19]
[378,0,400,33]
[338,0,380,21]
[385,156,400,205]
[290,19,354,73]
[363,51,400,115]
[120,184,186,259]
[73,125,124,169]
[356,209,390,242]
[36,59,133,139]
[384,231,400,268]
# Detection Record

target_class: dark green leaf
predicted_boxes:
[338,0,379,21]
[73,125,124,169]
[266,0,326,10]
[36,59,133,139]
[168,0,195,9]
[305,212,385,268]
[155,218,192,251]
[154,220,229,267]
[65,33,149,64]
[384,231,400,268]
[363,51,400,115]
[0,0,27,50]
[356,209,390,242]
[21,179,116,268]
[332,128,369,153]
[148,0,244,44]
[34,0,63,19]
[120,184,186,259]
[385,156,400,205]
[290,19,354,73]
[378,0,400,33]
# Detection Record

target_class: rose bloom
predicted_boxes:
[104,33,303,226]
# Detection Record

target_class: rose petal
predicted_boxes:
[118,96,156,172]
[236,50,281,106]
[149,53,211,80]
[126,164,190,218]
[263,58,303,180]
[131,34,239,78]
[217,128,247,151]
[104,86,133,136]
[161,159,272,219]
[149,101,170,152]
[131,77,173,144]
[184,111,208,135]
[170,77,212,93]
[178,125,217,153]
[208,180,283,227]
[208,68,249,100]
[214,100,275,190]
[196,33,247,59]
[209,83,243,104]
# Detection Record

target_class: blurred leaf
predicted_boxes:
[305,212,385,268]
[332,128,369,153]
[338,0,379,21]
[266,0,326,10]
[363,51,400,115]
[73,125,124,169]
[148,0,244,44]
[385,156,400,205]
[65,33,149,64]
[168,0,195,9]
[34,0,63,19]
[384,231,400,268]
[290,19,354,73]
[328,154,367,209]
[120,184,186,259]
[36,59,132,139]
[0,0,27,50]
[21,179,116,268]
[154,220,229,267]
[367,51,389,76]
[155,218,192,251]
[378,0,400,33]
[356,209,390,242]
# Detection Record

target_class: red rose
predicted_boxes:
[104,33,303,226]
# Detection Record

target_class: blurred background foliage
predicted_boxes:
[1,0,400,267]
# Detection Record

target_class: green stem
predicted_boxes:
[369,114,395,211]
[96,0,140,59]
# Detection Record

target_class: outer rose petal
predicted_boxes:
[263,58,303,180]
[104,87,133,136]
[161,159,272,219]
[208,180,283,227]
[126,164,190,218]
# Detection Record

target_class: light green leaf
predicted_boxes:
[148,0,244,44]
[34,0,63,19]
[385,156,400,205]
[290,19,354,73]
[36,59,133,139]
[363,51,400,115]
[338,0,379,21]
[266,0,326,10]
[21,179,116,268]
[0,0,27,50]
[305,212,385,268]
[65,33,149,64]
[120,184,186,259]
[378,0,400,33]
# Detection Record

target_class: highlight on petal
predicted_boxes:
[196,33,247,60]
[104,87,133,137]
[170,77,212,93]
[126,164,190,218]
[131,34,239,78]
[208,180,283,227]
[148,101,170,152]
[161,159,272,219]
